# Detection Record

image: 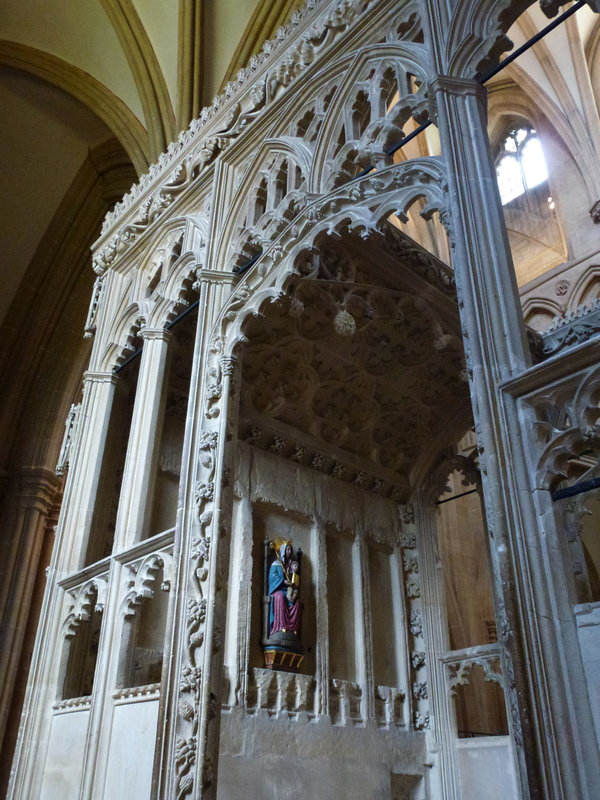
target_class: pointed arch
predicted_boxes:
[309,42,431,193]
[0,40,149,175]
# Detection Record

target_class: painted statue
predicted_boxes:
[262,539,304,671]
[268,542,302,636]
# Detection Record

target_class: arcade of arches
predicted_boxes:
[1,1,600,799]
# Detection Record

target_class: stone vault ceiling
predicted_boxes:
[240,232,470,499]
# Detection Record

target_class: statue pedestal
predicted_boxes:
[263,648,304,672]
[262,630,303,672]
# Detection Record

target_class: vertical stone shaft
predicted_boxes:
[429,74,600,799]
[80,329,172,798]
[194,355,239,798]
[7,370,118,800]
[415,499,459,799]
[390,541,411,728]
[113,327,172,549]
[65,371,119,568]
[353,534,375,722]
[313,518,329,716]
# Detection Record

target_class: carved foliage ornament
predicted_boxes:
[120,552,174,619]
[175,349,226,796]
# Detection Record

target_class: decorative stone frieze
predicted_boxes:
[540,298,600,356]
[93,0,425,267]
[113,683,161,702]
[52,696,92,713]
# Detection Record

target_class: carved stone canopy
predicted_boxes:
[240,228,470,498]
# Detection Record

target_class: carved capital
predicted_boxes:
[140,327,173,343]
[429,75,487,107]
[17,466,60,512]
[83,370,119,386]
[589,199,600,224]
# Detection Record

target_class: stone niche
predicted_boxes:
[219,438,427,800]
[250,501,317,675]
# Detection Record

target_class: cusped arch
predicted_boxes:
[522,297,562,330]
[120,552,174,619]
[215,138,315,272]
[209,185,464,502]
[100,301,144,371]
[445,0,600,80]
[534,365,600,490]
[61,577,108,639]
[421,453,481,506]
[309,41,431,194]
[213,156,451,360]
[126,216,206,329]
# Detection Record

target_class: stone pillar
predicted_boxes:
[5,369,120,800]
[313,518,329,717]
[0,466,59,755]
[113,327,172,549]
[225,492,254,709]
[415,499,459,799]
[352,534,375,723]
[390,541,411,724]
[65,370,119,568]
[193,354,240,794]
[426,73,600,799]
[155,270,236,800]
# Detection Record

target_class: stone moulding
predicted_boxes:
[240,421,408,502]
[113,683,161,704]
[52,695,92,713]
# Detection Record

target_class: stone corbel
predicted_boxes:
[589,199,600,224]
[56,403,81,477]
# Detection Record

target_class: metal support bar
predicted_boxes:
[368,1,586,165]
[480,0,586,84]
[551,475,600,501]
[435,487,479,506]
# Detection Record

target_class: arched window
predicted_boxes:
[496,126,549,205]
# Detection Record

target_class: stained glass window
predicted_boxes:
[496,127,548,205]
